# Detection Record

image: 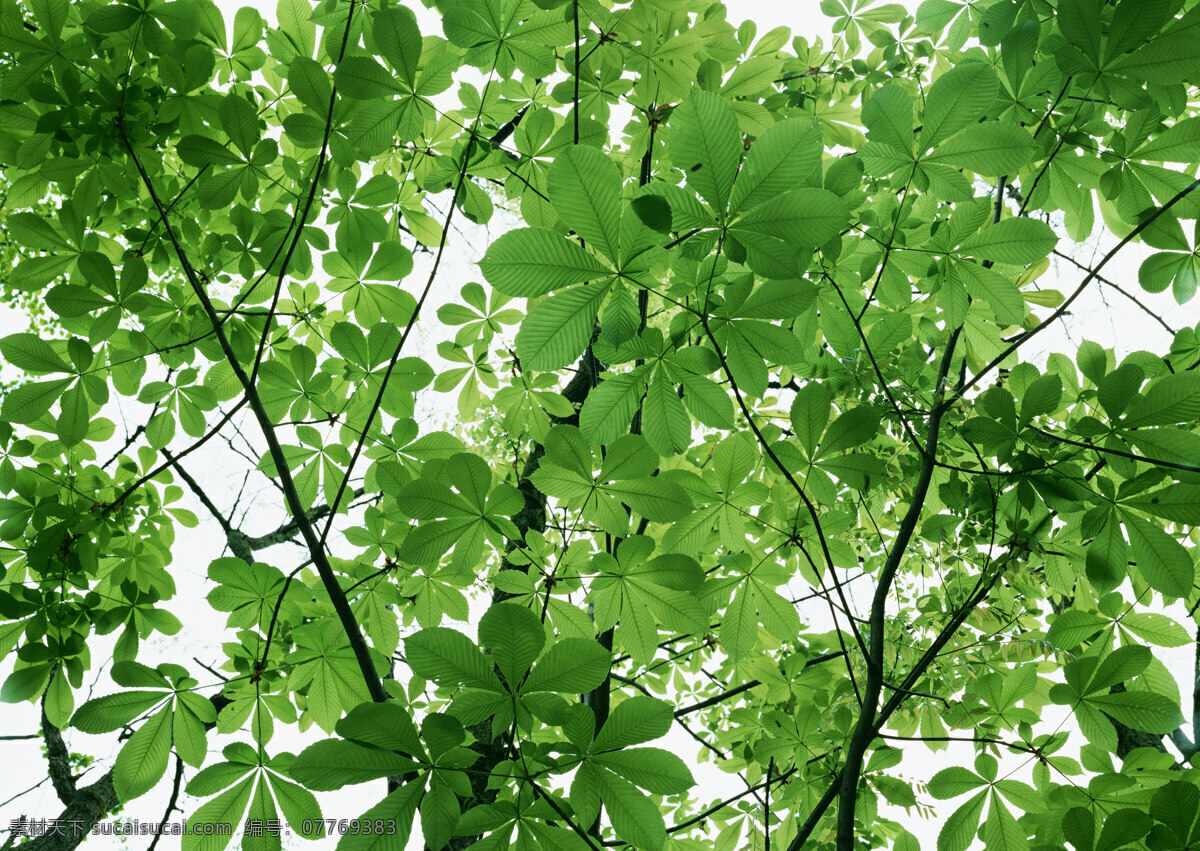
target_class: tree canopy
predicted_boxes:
[2,0,1200,848]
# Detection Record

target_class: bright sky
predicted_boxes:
[3,1,1200,849]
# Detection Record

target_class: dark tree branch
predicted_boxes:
[1051,248,1176,335]
[146,756,184,851]
[954,175,1200,403]
[833,322,961,850]
[42,685,76,803]
[105,400,249,516]
[119,127,392,709]
[700,312,869,672]
[318,131,479,546]
[246,0,358,388]
[673,650,846,717]
[1033,427,1200,475]
[24,694,233,851]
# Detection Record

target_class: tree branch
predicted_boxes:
[146,756,184,851]
[953,175,1200,404]
[119,126,391,707]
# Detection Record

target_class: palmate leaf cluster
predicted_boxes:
[1,0,1200,849]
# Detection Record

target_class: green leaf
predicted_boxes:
[515,284,611,371]
[790,382,832,455]
[0,334,69,374]
[6,211,72,251]
[1123,483,1200,524]
[267,771,325,839]
[334,55,406,98]
[0,664,51,703]
[405,627,505,692]
[219,93,259,156]
[957,218,1058,265]
[630,195,672,234]
[57,384,89,447]
[548,146,622,263]
[720,581,758,661]
[113,704,173,802]
[173,700,208,767]
[1084,690,1184,734]
[478,602,545,688]
[915,0,962,33]
[420,777,459,851]
[731,119,823,213]
[737,280,819,318]
[288,57,331,113]
[1150,781,1200,842]
[44,669,73,729]
[1046,610,1107,651]
[290,739,418,790]
[1086,512,1127,594]
[862,85,914,153]
[1122,511,1195,597]
[374,6,421,87]
[183,775,255,851]
[523,638,611,694]
[11,254,75,289]
[926,123,1036,175]
[818,406,880,458]
[937,790,987,851]
[982,793,1027,851]
[1058,0,1102,60]
[732,187,849,247]
[928,766,987,800]
[594,768,668,851]
[1095,809,1152,851]
[46,285,110,317]
[603,477,692,523]
[1020,373,1063,424]
[593,696,672,751]
[1123,372,1200,426]
[1061,807,1095,851]
[1120,612,1190,647]
[592,747,694,794]
[671,88,742,214]
[1138,251,1198,302]
[71,691,168,733]
[336,700,424,757]
[873,775,917,808]
[919,64,999,150]
[580,369,650,446]
[177,134,244,167]
[1137,117,1200,162]
[680,373,734,429]
[335,779,421,850]
[571,761,602,828]
[642,375,691,456]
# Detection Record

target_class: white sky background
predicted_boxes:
[2,0,1200,849]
